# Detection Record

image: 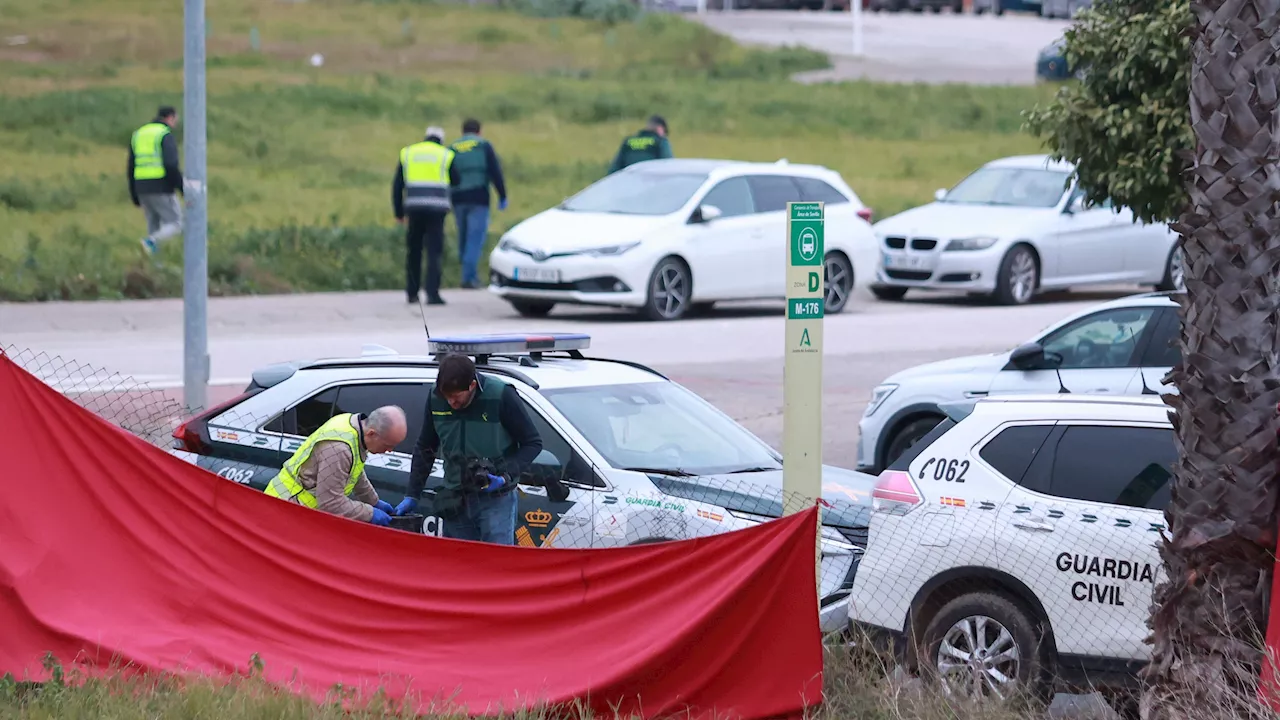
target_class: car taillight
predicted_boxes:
[171,390,258,454]
[857,207,874,223]
[872,470,923,516]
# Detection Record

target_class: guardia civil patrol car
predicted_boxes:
[849,394,1173,713]
[169,333,874,633]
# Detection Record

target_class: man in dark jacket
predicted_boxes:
[393,126,462,305]
[397,353,543,545]
[129,106,184,254]
[449,118,508,289]
[608,115,673,174]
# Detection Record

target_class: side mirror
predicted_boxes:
[694,204,722,223]
[1064,195,1086,215]
[1009,342,1049,370]
[934,188,947,201]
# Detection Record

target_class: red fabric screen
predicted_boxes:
[0,354,824,718]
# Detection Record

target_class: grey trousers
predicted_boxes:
[140,193,183,242]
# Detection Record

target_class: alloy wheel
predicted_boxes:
[1008,250,1037,304]
[651,263,689,320]
[935,615,1022,701]
[824,254,853,313]
[1169,246,1186,290]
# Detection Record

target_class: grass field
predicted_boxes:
[0,0,1054,301]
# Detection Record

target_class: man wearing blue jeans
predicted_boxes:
[449,118,508,289]
[397,353,541,544]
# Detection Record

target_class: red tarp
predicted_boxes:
[0,354,823,718]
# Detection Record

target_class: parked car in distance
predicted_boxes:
[1039,0,1090,17]
[1036,35,1081,81]
[870,0,962,12]
[868,154,1184,305]
[488,158,877,322]
[856,290,1180,474]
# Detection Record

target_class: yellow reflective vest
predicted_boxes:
[265,413,365,508]
[131,122,171,181]
[400,141,454,212]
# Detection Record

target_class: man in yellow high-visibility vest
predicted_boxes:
[264,406,408,525]
[392,126,460,306]
[128,106,184,254]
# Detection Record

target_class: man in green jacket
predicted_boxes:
[608,115,673,174]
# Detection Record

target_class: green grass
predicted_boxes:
[0,0,1053,302]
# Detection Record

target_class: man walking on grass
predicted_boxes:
[449,118,508,289]
[393,125,459,305]
[129,106,184,254]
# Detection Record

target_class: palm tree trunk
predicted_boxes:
[1143,0,1280,717]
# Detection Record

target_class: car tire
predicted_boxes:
[918,591,1053,705]
[642,256,692,321]
[871,285,909,302]
[824,252,855,315]
[993,245,1038,306]
[508,299,555,318]
[1155,244,1185,292]
[882,415,942,469]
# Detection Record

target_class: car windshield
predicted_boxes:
[559,170,707,216]
[942,167,1072,208]
[541,382,782,477]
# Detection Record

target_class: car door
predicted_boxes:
[794,176,869,293]
[994,423,1172,662]
[1125,307,1180,395]
[1050,190,1128,283]
[745,174,804,298]
[987,305,1161,396]
[683,176,761,301]
[1121,220,1179,283]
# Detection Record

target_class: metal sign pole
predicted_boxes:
[183,0,209,412]
[782,201,825,515]
[852,0,864,56]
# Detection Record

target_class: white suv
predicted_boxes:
[857,291,1181,474]
[487,158,878,321]
[849,394,1173,712]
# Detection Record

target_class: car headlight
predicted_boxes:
[864,383,898,417]
[584,241,640,257]
[944,236,999,252]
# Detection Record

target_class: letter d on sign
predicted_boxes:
[808,272,820,293]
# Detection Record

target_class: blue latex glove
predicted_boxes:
[394,497,418,516]
[498,198,508,211]
[374,500,395,515]
[370,507,391,526]
[481,473,506,493]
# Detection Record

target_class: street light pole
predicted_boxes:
[183,0,209,412]
[852,0,864,57]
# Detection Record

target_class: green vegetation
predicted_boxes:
[0,0,1052,301]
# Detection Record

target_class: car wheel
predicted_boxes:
[993,245,1038,306]
[508,299,555,318]
[871,285,909,302]
[1155,244,1185,292]
[882,415,942,468]
[643,256,692,321]
[951,0,963,11]
[824,252,854,314]
[919,592,1052,705]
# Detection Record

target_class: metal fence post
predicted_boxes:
[183,0,209,412]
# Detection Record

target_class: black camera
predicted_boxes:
[464,457,504,491]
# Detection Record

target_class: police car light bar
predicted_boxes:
[427,333,591,356]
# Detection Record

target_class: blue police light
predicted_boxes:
[427,333,591,356]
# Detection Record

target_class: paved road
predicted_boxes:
[694,10,1071,84]
[2,283,1148,472]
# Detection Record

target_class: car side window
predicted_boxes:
[514,396,605,488]
[978,424,1055,485]
[1138,309,1182,368]
[745,175,802,213]
[1046,425,1176,510]
[794,177,849,205]
[699,177,755,218]
[331,383,429,455]
[1038,307,1158,370]
[287,387,339,437]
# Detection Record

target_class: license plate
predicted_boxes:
[882,252,932,270]
[513,266,560,283]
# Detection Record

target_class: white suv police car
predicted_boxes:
[857,291,1181,474]
[170,333,874,633]
[849,394,1174,708]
